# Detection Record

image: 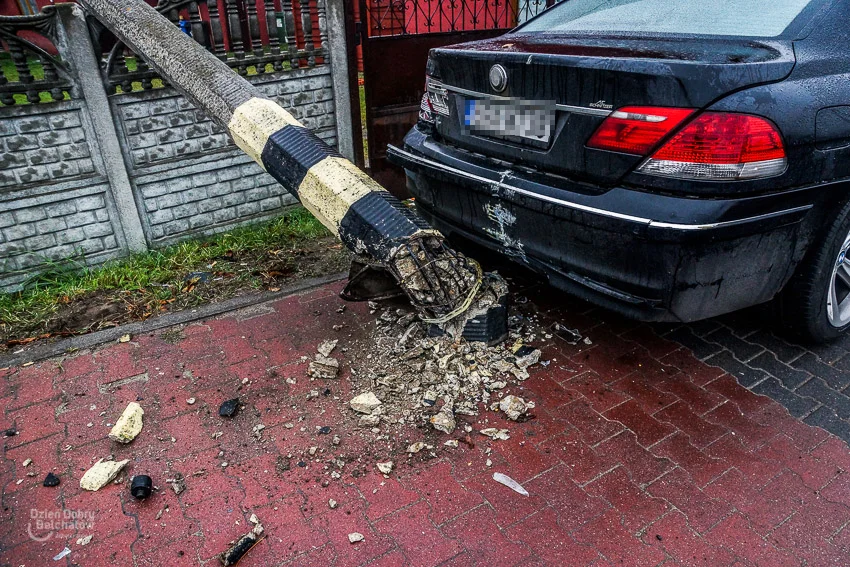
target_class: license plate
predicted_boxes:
[464,99,555,144]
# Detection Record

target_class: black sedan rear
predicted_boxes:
[388,0,850,342]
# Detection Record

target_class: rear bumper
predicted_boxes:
[389,128,822,322]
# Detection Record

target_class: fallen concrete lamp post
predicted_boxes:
[79,0,507,343]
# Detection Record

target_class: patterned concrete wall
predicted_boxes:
[0,101,127,290]
[1,27,339,292]
[113,67,337,246]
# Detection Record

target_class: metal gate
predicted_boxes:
[352,0,554,196]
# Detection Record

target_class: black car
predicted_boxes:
[388,0,850,342]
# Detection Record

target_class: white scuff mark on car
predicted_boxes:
[483,202,526,261]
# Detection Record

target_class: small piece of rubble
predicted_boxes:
[498,395,534,421]
[218,398,240,418]
[22,458,32,467]
[443,440,459,448]
[53,547,71,561]
[359,414,380,427]
[108,402,144,443]
[514,346,542,370]
[349,392,382,414]
[317,339,338,357]
[76,534,93,546]
[429,405,456,434]
[328,499,338,509]
[376,461,393,475]
[480,428,510,440]
[348,532,365,544]
[80,459,130,491]
[186,398,196,405]
[219,519,264,566]
[43,472,60,487]
[406,442,431,454]
[169,473,186,495]
[308,355,340,379]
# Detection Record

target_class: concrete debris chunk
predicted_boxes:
[169,473,186,495]
[443,439,459,448]
[514,347,542,370]
[359,414,380,427]
[493,472,529,496]
[80,458,130,491]
[328,499,338,509]
[430,406,456,434]
[499,395,534,421]
[308,355,340,379]
[349,392,382,414]
[76,534,93,546]
[317,339,338,357]
[108,402,144,443]
[348,532,365,544]
[376,461,394,475]
[407,442,431,454]
[480,428,510,440]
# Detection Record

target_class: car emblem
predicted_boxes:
[489,64,508,93]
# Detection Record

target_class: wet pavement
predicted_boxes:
[1,280,849,566]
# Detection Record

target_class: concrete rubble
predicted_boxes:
[498,395,534,421]
[80,458,130,491]
[108,402,144,443]
[349,392,382,414]
[340,297,545,456]
[308,354,339,379]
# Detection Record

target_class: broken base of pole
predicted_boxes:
[340,254,510,345]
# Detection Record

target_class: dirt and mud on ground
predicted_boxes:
[1,236,349,353]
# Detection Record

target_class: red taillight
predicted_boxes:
[639,112,787,180]
[587,106,695,155]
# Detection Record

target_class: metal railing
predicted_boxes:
[364,0,553,37]
[0,7,75,105]
[99,0,328,94]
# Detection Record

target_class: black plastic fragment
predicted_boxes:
[219,398,240,418]
[130,475,153,499]
[340,259,404,302]
[318,426,331,435]
[43,472,60,487]
[514,345,537,358]
[428,304,509,346]
[552,323,583,345]
[220,531,261,566]
[3,428,17,438]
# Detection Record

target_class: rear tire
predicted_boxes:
[781,200,850,343]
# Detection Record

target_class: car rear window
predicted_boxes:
[519,0,819,38]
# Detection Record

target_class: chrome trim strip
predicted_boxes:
[389,146,813,232]
[439,83,613,117]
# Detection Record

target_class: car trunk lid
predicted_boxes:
[429,34,796,186]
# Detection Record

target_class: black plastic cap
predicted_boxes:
[130,475,153,499]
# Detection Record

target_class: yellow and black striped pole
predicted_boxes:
[78,0,499,329]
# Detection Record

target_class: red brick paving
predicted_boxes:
[2,281,849,566]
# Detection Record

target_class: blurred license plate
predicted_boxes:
[464,99,555,143]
